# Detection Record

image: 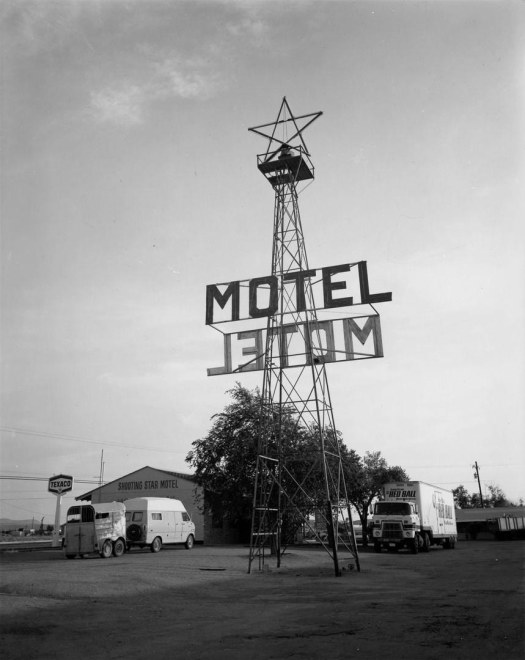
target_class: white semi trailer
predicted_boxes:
[371,481,457,554]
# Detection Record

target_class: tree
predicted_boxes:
[470,492,482,508]
[486,484,511,507]
[187,385,410,546]
[452,485,471,509]
[344,451,409,546]
[186,385,261,535]
[186,384,325,540]
[452,483,514,509]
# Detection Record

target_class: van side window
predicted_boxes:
[182,512,190,522]
[132,512,143,522]
[151,513,162,520]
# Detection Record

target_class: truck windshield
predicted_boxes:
[375,502,412,516]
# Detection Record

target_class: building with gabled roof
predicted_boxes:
[76,465,241,544]
[76,465,203,541]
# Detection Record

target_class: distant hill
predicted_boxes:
[0,519,37,532]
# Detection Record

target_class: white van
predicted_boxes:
[124,497,195,553]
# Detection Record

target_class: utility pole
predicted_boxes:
[99,450,105,486]
[473,461,485,507]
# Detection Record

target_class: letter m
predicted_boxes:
[206,282,240,325]
[343,315,384,359]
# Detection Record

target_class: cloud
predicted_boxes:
[226,14,268,43]
[90,84,144,127]
[153,56,226,100]
[2,0,79,54]
[89,54,227,126]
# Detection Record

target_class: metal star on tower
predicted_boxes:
[248,97,322,164]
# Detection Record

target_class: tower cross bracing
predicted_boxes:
[247,98,360,576]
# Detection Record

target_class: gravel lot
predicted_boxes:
[1,540,523,659]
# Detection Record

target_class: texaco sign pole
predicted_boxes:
[48,474,73,547]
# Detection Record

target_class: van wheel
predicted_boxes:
[185,534,195,550]
[100,540,113,559]
[150,537,162,553]
[113,538,126,557]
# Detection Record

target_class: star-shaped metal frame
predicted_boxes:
[248,97,322,164]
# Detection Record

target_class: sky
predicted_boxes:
[1,0,524,524]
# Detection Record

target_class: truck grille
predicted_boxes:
[382,522,403,539]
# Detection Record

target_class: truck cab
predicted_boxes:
[371,481,457,554]
[372,500,421,553]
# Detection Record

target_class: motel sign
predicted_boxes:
[206,260,392,376]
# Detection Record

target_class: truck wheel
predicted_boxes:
[185,534,195,550]
[113,538,126,557]
[422,532,430,553]
[150,536,162,553]
[411,536,419,554]
[373,541,381,553]
[65,554,76,559]
[100,540,113,559]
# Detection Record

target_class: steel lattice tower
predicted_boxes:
[247,98,360,576]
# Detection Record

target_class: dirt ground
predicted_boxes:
[1,540,523,660]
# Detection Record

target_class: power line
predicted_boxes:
[403,464,517,469]
[0,496,76,501]
[0,425,187,454]
[0,476,101,484]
